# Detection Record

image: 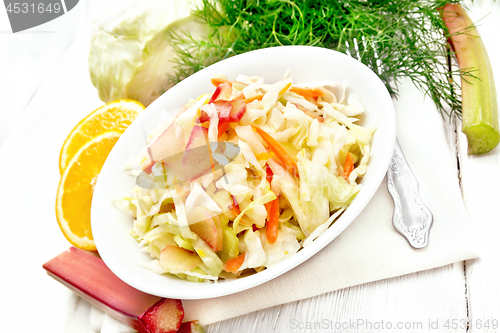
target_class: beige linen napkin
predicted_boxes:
[80,77,479,331]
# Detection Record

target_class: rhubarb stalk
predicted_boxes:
[443,4,500,154]
[43,247,185,333]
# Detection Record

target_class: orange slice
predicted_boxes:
[56,131,122,251]
[59,99,143,174]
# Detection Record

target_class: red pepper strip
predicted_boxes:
[290,86,325,98]
[252,126,299,178]
[223,253,245,274]
[244,94,264,104]
[265,164,274,185]
[211,78,231,87]
[231,195,241,217]
[218,122,231,137]
[266,197,280,244]
[343,152,354,181]
[209,82,232,104]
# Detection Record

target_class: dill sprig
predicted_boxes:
[168,0,474,117]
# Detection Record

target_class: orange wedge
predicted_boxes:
[59,99,143,174]
[56,131,122,251]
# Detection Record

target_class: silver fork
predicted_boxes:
[345,37,433,249]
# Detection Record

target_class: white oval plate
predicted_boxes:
[92,46,396,299]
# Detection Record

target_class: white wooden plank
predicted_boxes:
[0,0,88,146]
[455,2,500,333]
[459,133,500,333]
[461,145,500,333]
[208,263,467,333]
[207,306,282,333]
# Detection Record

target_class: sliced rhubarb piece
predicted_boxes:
[209,82,232,103]
[226,98,247,122]
[42,247,184,333]
[164,147,212,182]
[159,246,203,272]
[181,139,213,182]
[175,141,240,183]
[180,147,213,181]
[185,125,209,150]
[178,320,206,333]
[213,100,233,120]
[158,125,211,182]
[200,99,247,124]
[198,113,211,123]
[200,101,233,123]
[162,154,186,182]
[142,155,156,175]
[148,122,185,164]
[189,213,223,252]
[139,298,185,333]
[204,98,247,123]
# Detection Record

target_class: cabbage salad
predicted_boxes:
[113,73,376,282]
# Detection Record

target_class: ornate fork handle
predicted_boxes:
[387,140,433,248]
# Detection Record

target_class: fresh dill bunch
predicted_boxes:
[168,0,473,117]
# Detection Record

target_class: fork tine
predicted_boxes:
[372,40,383,75]
[345,41,352,58]
[353,37,361,60]
[361,36,368,59]
[346,37,384,76]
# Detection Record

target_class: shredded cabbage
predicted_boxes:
[114,73,376,281]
